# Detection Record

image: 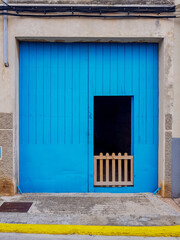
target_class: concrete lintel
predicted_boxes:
[16,37,163,43]
[7,0,175,6]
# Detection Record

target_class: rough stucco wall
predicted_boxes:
[157,22,174,198]
[162,26,174,197]
[0,15,15,195]
[0,11,175,197]
[0,19,12,113]
[173,19,180,138]
[7,0,175,5]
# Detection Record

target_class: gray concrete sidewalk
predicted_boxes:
[0,193,180,226]
[0,234,179,240]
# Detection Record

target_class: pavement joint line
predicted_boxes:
[0,224,180,237]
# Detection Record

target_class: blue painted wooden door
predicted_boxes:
[19,42,158,193]
[88,43,158,193]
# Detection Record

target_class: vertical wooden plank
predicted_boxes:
[137,44,141,145]
[139,44,146,144]
[72,43,80,144]
[110,44,118,95]
[19,42,23,144]
[102,43,110,95]
[90,43,96,95]
[152,44,158,189]
[132,43,139,146]
[100,152,103,182]
[36,43,44,145]
[131,43,134,93]
[106,153,109,183]
[51,43,58,144]
[112,153,115,184]
[65,43,73,144]
[79,43,89,144]
[29,42,36,144]
[131,156,134,185]
[124,153,128,183]
[49,43,52,144]
[117,43,125,95]
[146,44,154,145]
[94,157,97,185]
[145,44,148,144]
[44,43,51,144]
[80,43,89,192]
[20,42,29,144]
[95,43,103,96]
[124,43,132,95]
[57,44,65,144]
[118,153,122,183]
[89,43,96,191]
[153,43,159,146]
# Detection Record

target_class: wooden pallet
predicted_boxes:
[94,153,134,187]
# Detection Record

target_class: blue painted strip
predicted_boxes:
[153,187,161,195]
[131,96,134,155]
[17,185,23,195]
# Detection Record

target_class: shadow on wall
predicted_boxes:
[94,96,131,156]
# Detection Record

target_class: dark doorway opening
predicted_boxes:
[94,96,131,155]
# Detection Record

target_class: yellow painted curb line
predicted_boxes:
[0,224,180,237]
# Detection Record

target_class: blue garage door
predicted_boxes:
[19,42,158,193]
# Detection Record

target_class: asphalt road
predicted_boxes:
[0,234,179,240]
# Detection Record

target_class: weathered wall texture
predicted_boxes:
[0,114,14,195]
[0,1,178,197]
[173,17,180,139]
[0,15,15,196]
[165,113,173,195]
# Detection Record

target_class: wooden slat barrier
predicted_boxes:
[94,152,134,187]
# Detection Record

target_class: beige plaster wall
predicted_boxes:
[0,15,14,195]
[173,12,180,138]
[0,12,176,196]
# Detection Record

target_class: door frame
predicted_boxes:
[15,38,164,195]
[88,95,135,192]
